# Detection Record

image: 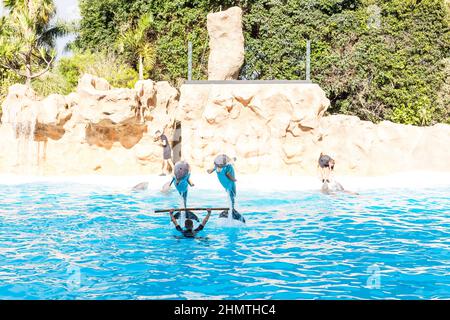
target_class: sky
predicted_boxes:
[54,0,80,58]
[0,0,81,58]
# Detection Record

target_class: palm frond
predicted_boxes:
[141,43,156,73]
[115,12,155,56]
[36,0,56,24]
[136,13,153,36]
[38,20,73,47]
[3,0,19,9]
[1,0,68,84]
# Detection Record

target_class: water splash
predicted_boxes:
[178,194,186,225]
[215,190,245,227]
[227,191,233,223]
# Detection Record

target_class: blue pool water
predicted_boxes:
[0,183,449,299]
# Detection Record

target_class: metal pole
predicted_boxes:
[306,40,311,81]
[188,41,193,81]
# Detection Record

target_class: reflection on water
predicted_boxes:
[0,183,449,299]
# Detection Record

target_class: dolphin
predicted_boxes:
[132,181,149,191]
[213,154,237,209]
[321,179,358,195]
[172,161,191,208]
[174,161,190,181]
[214,154,234,168]
[174,210,200,222]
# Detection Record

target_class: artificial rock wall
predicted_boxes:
[1,76,449,176]
[1,4,449,177]
[0,74,179,175]
[177,82,329,174]
[177,82,450,176]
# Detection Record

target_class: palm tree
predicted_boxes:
[116,13,156,80]
[0,0,70,88]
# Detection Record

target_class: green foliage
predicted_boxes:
[0,0,70,87]
[75,0,243,83]
[389,97,435,126]
[58,50,139,89]
[0,18,19,114]
[437,58,450,123]
[31,71,73,97]
[241,0,449,125]
[71,0,450,125]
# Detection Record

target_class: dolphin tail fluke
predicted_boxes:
[186,211,199,222]
[232,209,246,223]
[174,210,200,222]
[219,209,245,223]
[219,210,228,218]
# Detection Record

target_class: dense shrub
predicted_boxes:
[57,50,139,89]
[29,50,139,97]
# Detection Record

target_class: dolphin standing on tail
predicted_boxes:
[207,154,245,223]
[167,161,199,222]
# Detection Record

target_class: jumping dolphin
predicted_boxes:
[209,154,245,223]
[172,161,191,208]
[173,210,200,222]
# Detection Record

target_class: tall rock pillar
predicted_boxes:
[207,6,245,80]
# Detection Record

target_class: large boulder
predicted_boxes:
[2,75,450,176]
[177,82,450,175]
[177,82,330,172]
[0,85,69,139]
[77,73,111,92]
[1,84,37,126]
[156,81,179,116]
[316,115,450,175]
[134,79,157,121]
[207,7,245,80]
[85,118,148,150]
[75,73,137,123]
[36,94,71,125]
[0,74,179,175]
